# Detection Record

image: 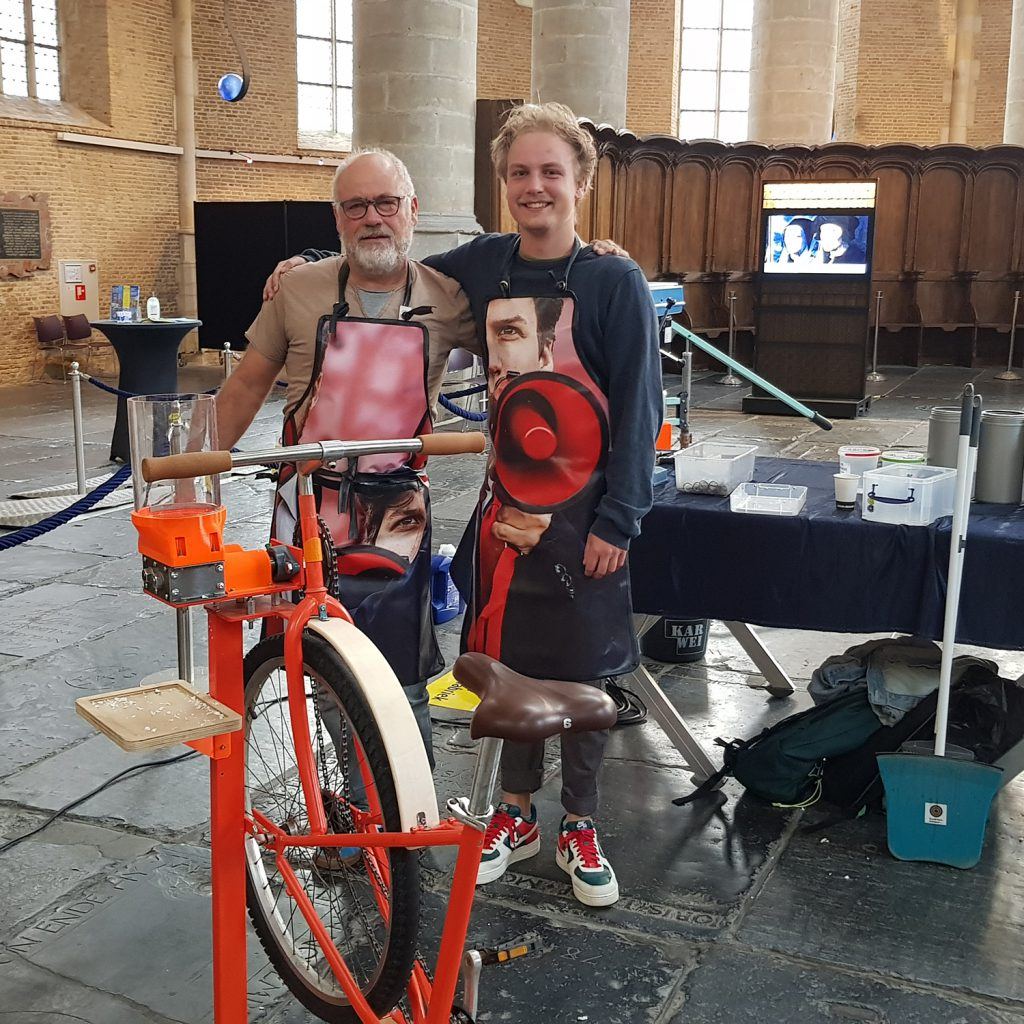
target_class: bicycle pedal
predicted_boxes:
[477,937,539,966]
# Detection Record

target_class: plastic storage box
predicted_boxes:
[730,482,808,516]
[674,442,757,496]
[861,464,956,526]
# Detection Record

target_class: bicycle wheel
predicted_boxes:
[243,631,420,1022]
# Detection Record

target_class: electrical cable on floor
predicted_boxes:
[0,749,199,855]
[606,680,648,727]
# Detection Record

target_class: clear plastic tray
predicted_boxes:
[730,482,808,516]
[674,442,757,496]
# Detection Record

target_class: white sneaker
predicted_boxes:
[555,817,619,907]
[476,802,541,885]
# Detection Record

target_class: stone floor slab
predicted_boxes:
[0,952,178,1023]
[4,844,289,1024]
[0,612,204,778]
[1,734,211,837]
[0,581,158,660]
[671,944,1024,1024]
[737,797,1024,1005]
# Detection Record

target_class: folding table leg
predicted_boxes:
[616,662,717,783]
[722,621,795,697]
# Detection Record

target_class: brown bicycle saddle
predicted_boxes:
[453,652,618,743]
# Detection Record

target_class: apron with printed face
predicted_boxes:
[463,239,637,681]
[272,262,442,685]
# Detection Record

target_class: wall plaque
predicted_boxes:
[0,192,52,278]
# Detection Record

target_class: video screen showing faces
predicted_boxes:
[763,212,871,275]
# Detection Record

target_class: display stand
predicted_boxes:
[743,182,877,422]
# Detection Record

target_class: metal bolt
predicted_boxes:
[216,564,224,573]
[216,582,224,590]
[170,571,179,580]
[171,589,179,597]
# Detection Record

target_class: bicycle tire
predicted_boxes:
[243,631,420,1022]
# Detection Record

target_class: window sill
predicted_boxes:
[0,94,109,132]
[298,130,352,154]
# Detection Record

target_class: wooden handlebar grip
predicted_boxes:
[417,432,487,456]
[141,450,234,483]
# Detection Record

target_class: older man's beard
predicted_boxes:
[346,226,413,276]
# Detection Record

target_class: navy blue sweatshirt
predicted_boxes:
[423,233,661,549]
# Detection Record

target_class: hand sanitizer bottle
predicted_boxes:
[146,295,161,320]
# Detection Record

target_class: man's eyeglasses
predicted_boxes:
[335,195,408,220]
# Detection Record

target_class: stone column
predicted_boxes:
[1006,0,1024,145]
[949,0,979,144]
[353,0,482,256]
[748,0,840,146]
[532,0,630,128]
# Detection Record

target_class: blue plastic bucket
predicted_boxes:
[878,748,1003,869]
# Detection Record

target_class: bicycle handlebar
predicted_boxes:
[140,432,487,483]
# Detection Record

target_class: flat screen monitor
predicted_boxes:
[763,211,872,275]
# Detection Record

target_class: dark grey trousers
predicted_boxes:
[499,676,612,818]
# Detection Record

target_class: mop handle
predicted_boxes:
[934,388,982,757]
[669,321,833,431]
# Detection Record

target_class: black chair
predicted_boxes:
[32,314,69,382]
[62,314,110,375]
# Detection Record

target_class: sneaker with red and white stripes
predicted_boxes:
[555,817,619,907]
[476,802,541,884]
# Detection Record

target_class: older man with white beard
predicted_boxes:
[215,151,478,822]
[216,149,477,449]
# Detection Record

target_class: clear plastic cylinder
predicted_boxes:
[127,394,221,511]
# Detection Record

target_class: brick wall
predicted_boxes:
[969,0,1012,147]
[0,0,335,386]
[833,0,861,141]
[477,0,532,100]
[626,0,679,135]
[1,0,1015,387]
[476,0,680,136]
[834,0,1009,147]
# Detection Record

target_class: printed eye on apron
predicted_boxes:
[463,238,637,681]
[271,261,442,686]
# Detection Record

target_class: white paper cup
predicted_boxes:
[834,472,859,509]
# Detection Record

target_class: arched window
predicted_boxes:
[0,0,61,100]
[678,0,751,143]
[296,0,352,150]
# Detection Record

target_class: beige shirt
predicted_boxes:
[245,255,479,427]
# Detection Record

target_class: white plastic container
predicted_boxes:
[861,464,957,526]
[730,482,807,516]
[838,444,881,478]
[674,441,757,496]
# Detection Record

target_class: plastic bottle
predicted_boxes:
[146,295,161,320]
[430,543,464,624]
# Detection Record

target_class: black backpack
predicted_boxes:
[673,690,882,809]
[675,666,1024,817]
[817,665,1024,820]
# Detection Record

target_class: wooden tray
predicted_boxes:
[75,681,242,753]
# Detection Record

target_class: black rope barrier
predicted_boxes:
[438,393,488,422]
[0,465,133,552]
[79,372,285,400]
[443,382,487,399]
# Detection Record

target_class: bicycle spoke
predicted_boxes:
[245,653,398,1005]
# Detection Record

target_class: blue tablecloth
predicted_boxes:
[630,457,1024,651]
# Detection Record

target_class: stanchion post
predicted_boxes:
[222,342,233,381]
[866,290,886,383]
[70,361,87,495]
[720,291,743,386]
[996,290,1022,382]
